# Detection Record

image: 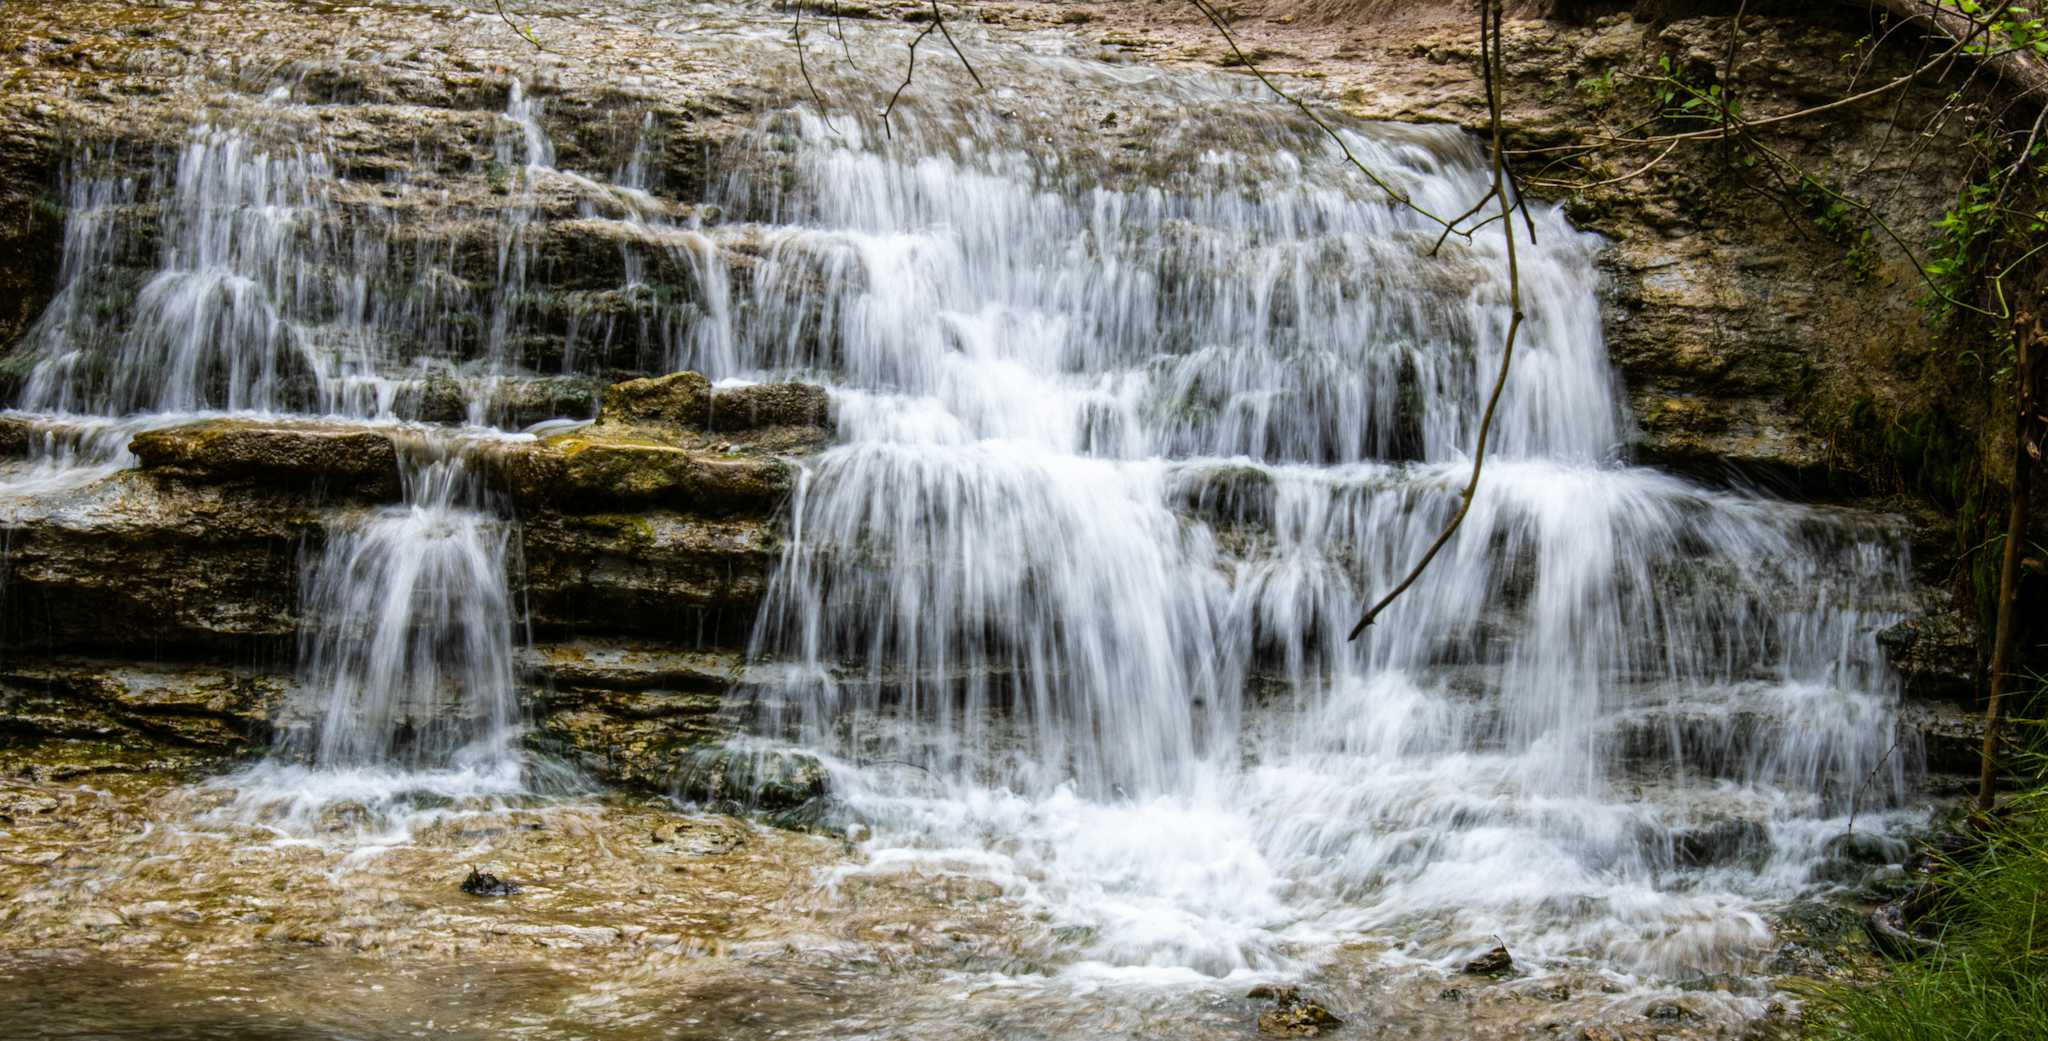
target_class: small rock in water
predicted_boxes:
[1249,985,1342,1037]
[649,821,680,844]
[1462,943,1515,977]
[1644,1001,1697,1022]
[460,866,518,897]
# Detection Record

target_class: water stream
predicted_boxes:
[0,4,1929,1035]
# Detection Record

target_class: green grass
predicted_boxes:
[1806,773,2048,1040]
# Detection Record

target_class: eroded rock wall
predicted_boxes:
[0,0,2006,786]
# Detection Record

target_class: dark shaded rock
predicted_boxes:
[460,866,519,897]
[1644,1001,1696,1023]
[518,511,776,643]
[1811,831,1910,884]
[129,420,401,499]
[670,745,828,812]
[708,381,830,433]
[0,660,284,755]
[1901,700,1986,777]
[1169,463,1276,528]
[1823,831,1908,867]
[1878,612,1979,703]
[1461,944,1514,977]
[1671,817,1768,868]
[0,471,316,655]
[600,370,712,429]
[404,375,601,427]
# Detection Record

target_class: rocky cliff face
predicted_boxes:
[0,0,1993,787]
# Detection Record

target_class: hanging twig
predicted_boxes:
[495,0,544,49]
[1184,0,1462,233]
[881,20,941,132]
[792,1,844,136]
[1350,0,1523,640]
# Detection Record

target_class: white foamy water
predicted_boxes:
[0,9,1927,1009]
[721,42,1924,985]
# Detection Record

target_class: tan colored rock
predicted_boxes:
[599,371,713,430]
[517,641,745,692]
[130,420,401,497]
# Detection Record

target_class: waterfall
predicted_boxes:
[0,84,579,807]
[721,56,1921,978]
[0,18,1928,993]
[286,453,518,774]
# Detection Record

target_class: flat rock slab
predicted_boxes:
[130,419,401,496]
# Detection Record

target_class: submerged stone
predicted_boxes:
[461,866,519,898]
[1461,944,1515,977]
[670,746,828,813]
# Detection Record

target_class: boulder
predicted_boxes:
[545,433,793,512]
[518,510,778,642]
[600,370,713,429]
[1460,944,1514,977]
[0,659,285,756]
[1878,611,1980,703]
[1248,986,1343,1038]
[0,471,316,653]
[670,745,828,811]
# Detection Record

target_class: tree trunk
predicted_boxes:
[1862,0,2048,101]
[1979,320,2038,811]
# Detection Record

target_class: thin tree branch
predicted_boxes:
[1184,0,1460,233]
[1351,0,1523,640]
[792,1,844,136]
[495,0,544,49]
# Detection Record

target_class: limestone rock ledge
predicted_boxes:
[0,373,831,791]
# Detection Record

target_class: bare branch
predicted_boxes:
[495,0,544,50]
[792,1,845,136]
[1351,0,1523,640]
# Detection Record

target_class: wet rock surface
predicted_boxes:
[1251,985,1345,1037]
[131,420,404,497]
[0,755,1853,1041]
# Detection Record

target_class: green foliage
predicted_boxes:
[1794,176,1879,282]
[1923,141,2048,341]
[1943,1,2048,57]
[1806,761,2048,1041]
[1575,66,1617,110]
[1649,56,1740,126]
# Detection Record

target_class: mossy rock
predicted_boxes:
[600,370,712,429]
[129,420,401,498]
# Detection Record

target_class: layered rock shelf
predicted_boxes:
[0,371,827,794]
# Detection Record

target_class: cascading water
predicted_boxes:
[0,5,1938,1026]
[285,453,518,773]
[720,49,1924,982]
[0,82,582,812]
